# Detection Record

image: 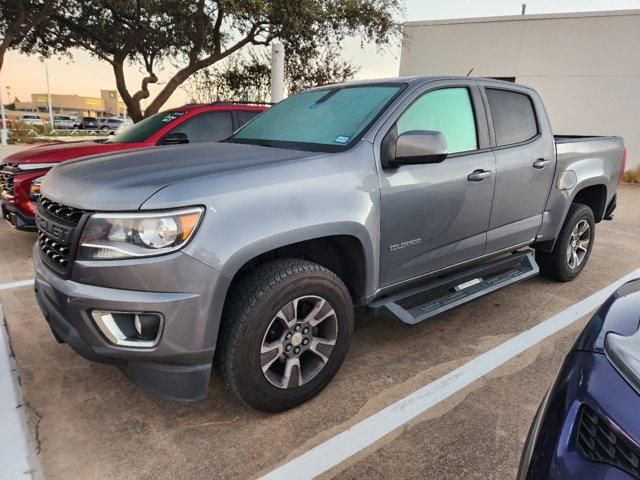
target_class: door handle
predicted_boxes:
[467,170,492,182]
[533,158,551,169]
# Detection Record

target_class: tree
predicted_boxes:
[0,0,57,73]
[182,46,359,103]
[17,0,402,122]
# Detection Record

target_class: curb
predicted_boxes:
[0,304,44,479]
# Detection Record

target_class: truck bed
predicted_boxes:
[553,134,625,219]
[554,134,623,144]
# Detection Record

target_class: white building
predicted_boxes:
[399,9,640,169]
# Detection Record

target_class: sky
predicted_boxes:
[3,0,640,110]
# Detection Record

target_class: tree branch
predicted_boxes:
[144,24,262,116]
[1,0,56,72]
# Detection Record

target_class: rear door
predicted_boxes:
[377,80,496,287]
[481,84,556,253]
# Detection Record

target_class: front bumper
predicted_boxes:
[33,245,231,401]
[518,351,640,479]
[2,200,36,230]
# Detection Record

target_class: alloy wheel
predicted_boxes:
[260,295,338,389]
[566,219,591,269]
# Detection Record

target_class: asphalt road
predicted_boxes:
[1,155,638,479]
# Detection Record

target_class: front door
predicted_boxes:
[378,84,496,287]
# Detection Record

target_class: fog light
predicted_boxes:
[133,313,161,341]
[91,310,163,348]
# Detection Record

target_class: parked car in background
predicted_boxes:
[113,117,134,135]
[1,102,268,229]
[0,114,13,129]
[32,78,624,412]
[20,113,43,126]
[97,117,125,131]
[53,115,75,130]
[519,278,640,480]
[74,116,99,130]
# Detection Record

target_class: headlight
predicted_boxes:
[30,177,43,202]
[605,327,640,394]
[77,207,204,260]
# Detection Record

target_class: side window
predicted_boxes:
[396,88,478,154]
[486,88,538,146]
[237,110,261,126]
[170,112,234,143]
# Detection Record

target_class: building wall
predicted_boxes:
[400,10,640,169]
[13,91,125,117]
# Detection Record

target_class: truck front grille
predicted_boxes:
[577,404,640,479]
[0,163,15,196]
[40,197,86,224]
[36,197,89,276]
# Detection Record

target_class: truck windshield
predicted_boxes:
[106,110,186,143]
[228,84,403,152]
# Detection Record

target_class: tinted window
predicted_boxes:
[170,112,233,143]
[237,110,262,126]
[486,88,538,146]
[396,88,477,154]
[230,85,402,152]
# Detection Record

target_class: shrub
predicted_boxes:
[624,166,640,184]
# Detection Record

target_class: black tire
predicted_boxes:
[537,203,596,282]
[217,259,354,412]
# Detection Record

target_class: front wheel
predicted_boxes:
[537,203,596,282]
[217,259,354,412]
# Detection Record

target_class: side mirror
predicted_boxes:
[390,131,448,167]
[160,132,189,145]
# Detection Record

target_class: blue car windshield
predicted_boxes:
[229,84,403,152]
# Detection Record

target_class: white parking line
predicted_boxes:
[0,279,34,291]
[261,267,640,480]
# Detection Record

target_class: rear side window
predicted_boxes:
[396,87,478,154]
[486,88,538,146]
[237,110,261,126]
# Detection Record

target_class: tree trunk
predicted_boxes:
[112,61,144,122]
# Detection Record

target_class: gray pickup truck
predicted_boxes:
[33,77,625,411]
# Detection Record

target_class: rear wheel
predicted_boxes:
[217,259,354,412]
[537,203,595,282]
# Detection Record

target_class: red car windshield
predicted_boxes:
[106,110,186,144]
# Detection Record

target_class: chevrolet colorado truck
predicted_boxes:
[33,77,626,412]
[0,102,267,230]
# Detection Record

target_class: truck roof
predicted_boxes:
[314,75,526,90]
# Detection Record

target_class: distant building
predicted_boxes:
[13,89,125,118]
[400,9,640,168]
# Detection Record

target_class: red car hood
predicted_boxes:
[3,141,143,165]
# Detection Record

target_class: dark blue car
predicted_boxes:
[519,278,640,479]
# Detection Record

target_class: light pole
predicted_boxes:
[45,63,54,131]
[0,83,7,146]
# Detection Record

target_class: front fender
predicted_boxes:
[218,221,375,284]
[141,142,382,299]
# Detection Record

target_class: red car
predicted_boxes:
[0,102,267,230]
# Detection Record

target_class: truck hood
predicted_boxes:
[41,141,320,210]
[3,140,133,165]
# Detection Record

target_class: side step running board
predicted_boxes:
[368,251,539,325]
